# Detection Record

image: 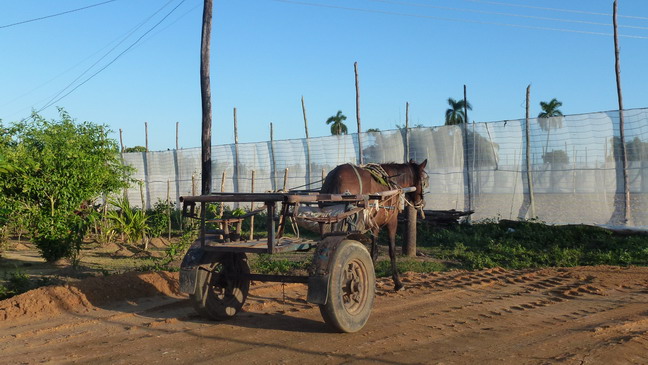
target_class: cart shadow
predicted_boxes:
[224,311,334,333]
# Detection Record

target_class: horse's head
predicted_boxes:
[408,159,428,214]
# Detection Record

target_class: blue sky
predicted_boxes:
[1,0,647,151]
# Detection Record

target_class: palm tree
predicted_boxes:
[538,98,564,155]
[445,98,472,125]
[326,110,348,135]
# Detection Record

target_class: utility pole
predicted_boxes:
[200,0,213,195]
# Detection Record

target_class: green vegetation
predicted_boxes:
[538,98,564,155]
[413,220,648,270]
[124,146,147,153]
[445,98,472,125]
[326,110,348,135]
[0,110,130,262]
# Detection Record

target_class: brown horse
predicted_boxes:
[320,159,428,291]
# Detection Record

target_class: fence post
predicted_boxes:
[525,85,536,218]
[462,85,473,219]
[404,204,417,257]
[405,101,410,163]
[354,62,363,165]
[270,122,277,191]
[233,107,240,207]
[613,0,631,225]
[302,96,311,187]
[250,170,255,240]
[283,168,289,191]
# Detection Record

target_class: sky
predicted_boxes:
[1,0,647,151]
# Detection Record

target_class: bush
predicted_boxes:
[0,110,131,262]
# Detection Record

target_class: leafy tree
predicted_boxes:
[538,98,564,154]
[610,136,648,162]
[542,150,569,164]
[445,98,472,125]
[124,146,147,153]
[0,109,131,261]
[366,128,380,132]
[326,110,348,135]
[538,98,564,119]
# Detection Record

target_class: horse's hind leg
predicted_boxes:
[387,219,404,291]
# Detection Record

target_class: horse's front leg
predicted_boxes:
[387,217,404,291]
[370,228,379,264]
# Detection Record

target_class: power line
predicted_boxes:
[367,0,648,30]
[0,0,118,29]
[37,0,178,114]
[271,0,648,39]
[33,0,188,116]
[460,0,648,21]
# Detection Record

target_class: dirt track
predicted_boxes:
[1,266,647,364]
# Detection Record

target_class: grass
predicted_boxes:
[413,220,648,270]
[3,215,647,300]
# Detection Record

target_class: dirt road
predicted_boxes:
[1,266,647,364]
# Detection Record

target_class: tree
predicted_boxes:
[366,128,380,132]
[124,146,147,153]
[326,110,348,135]
[444,98,472,125]
[0,109,131,262]
[538,98,564,154]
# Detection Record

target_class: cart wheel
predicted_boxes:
[320,240,375,333]
[191,252,250,321]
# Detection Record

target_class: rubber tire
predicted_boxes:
[319,240,375,333]
[190,252,250,321]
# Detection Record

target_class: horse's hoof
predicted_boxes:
[394,283,405,291]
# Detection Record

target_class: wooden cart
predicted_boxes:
[178,187,414,333]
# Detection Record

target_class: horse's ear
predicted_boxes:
[420,159,428,169]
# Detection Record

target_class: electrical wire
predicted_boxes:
[37,0,178,115]
[366,0,648,30]
[270,0,648,39]
[32,0,187,117]
[460,0,648,21]
[0,0,118,29]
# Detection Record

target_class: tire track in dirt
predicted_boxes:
[1,266,647,364]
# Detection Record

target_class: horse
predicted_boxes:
[320,159,428,291]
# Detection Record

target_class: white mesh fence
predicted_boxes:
[122,108,648,227]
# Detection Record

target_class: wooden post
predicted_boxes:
[219,171,226,217]
[302,95,311,186]
[233,107,240,198]
[525,85,536,218]
[462,85,472,220]
[270,122,277,191]
[283,168,289,191]
[404,204,417,257]
[191,174,196,196]
[354,62,363,165]
[176,122,179,150]
[613,0,631,225]
[405,101,410,162]
[167,179,171,240]
[145,122,149,152]
[200,0,213,196]
[119,128,124,152]
[249,170,255,240]
[138,180,145,209]
[119,128,127,199]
